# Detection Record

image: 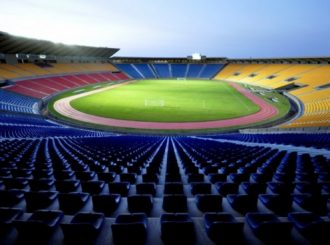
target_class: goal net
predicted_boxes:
[144,99,165,107]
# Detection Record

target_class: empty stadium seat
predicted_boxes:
[161,213,195,244]
[208,173,227,183]
[215,182,239,196]
[246,213,292,243]
[14,210,63,242]
[0,110,330,245]
[163,195,188,213]
[58,192,89,214]
[97,172,116,182]
[164,183,184,194]
[204,213,244,244]
[227,194,257,214]
[127,195,153,214]
[108,182,130,196]
[258,194,292,215]
[288,212,330,243]
[136,183,157,196]
[187,173,204,183]
[3,178,29,190]
[61,212,105,244]
[142,173,159,183]
[190,182,211,195]
[111,213,148,244]
[81,180,106,194]
[92,194,121,216]
[29,179,55,191]
[25,191,58,212]
[0,190,25,208]
[120,173,137,184]
[196,194,222,212]
[55,180,80,193]
[0,207,23,238]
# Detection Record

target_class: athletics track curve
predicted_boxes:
[53,81,278,130]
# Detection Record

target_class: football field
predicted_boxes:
[69,79,260,122]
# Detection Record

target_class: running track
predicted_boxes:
[53,82,278,130]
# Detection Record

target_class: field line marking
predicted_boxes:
[223,83,251,111]
[53,80,278,130]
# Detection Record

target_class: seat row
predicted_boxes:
[1,208,330,244]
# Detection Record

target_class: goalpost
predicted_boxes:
[177,77,186,81]
[144,99,165,107]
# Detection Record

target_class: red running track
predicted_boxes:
[53,82,278,130]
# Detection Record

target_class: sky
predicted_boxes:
[1,0,330,58]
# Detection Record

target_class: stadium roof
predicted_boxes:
[0,31,119,58]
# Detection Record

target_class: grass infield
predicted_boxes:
[69,79,260,122]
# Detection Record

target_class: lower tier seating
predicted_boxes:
[0,132,329,244]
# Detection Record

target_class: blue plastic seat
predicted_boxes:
[3,178,29,190]
[120,173,137,184]
[164,182,184,194]
[246,213,292,243]
[58,192,89,214]
[208,173,227,184]
[53,170,75,180]
[228,173,250,183]
[127,194,153,214]
[61,212,105,244]
[0,207,23,237]
[161,213,195,244]
[227,194,257,214]
[196,194,222,212]
[136,183,157,196]
[55,179,80,193]
[25,191,58,212]
[92,194,121,216]
[97,172,116,182]
[240,182,266,196]
[258,194,292,215]
[288,212,330,243]
[165,173,182,182]
[29,179,55,191]
[0,190,25,207]
[190,182,211,195]
[267,182,294,195]
[163,195,187,212]
[204,213,244,243]
[187,173,204,183]
[75,171,96,181]
[14,210,63,242]
[215,182,238,196]
[142,173,159,183]
[108,182,130,196]
[81,180,105,194]
[111,213,148,244]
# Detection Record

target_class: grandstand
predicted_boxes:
[0,31,330,245]
[112,58,225,79]
[215,60,330,128]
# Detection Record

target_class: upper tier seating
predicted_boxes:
[0,63,118,80]
[132,64,156,78]
[116,63,224,79]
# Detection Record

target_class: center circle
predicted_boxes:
[70,79,260,123]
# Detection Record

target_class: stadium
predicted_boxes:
[1,1,330,244]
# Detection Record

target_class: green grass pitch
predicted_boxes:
[69,79,260,122]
